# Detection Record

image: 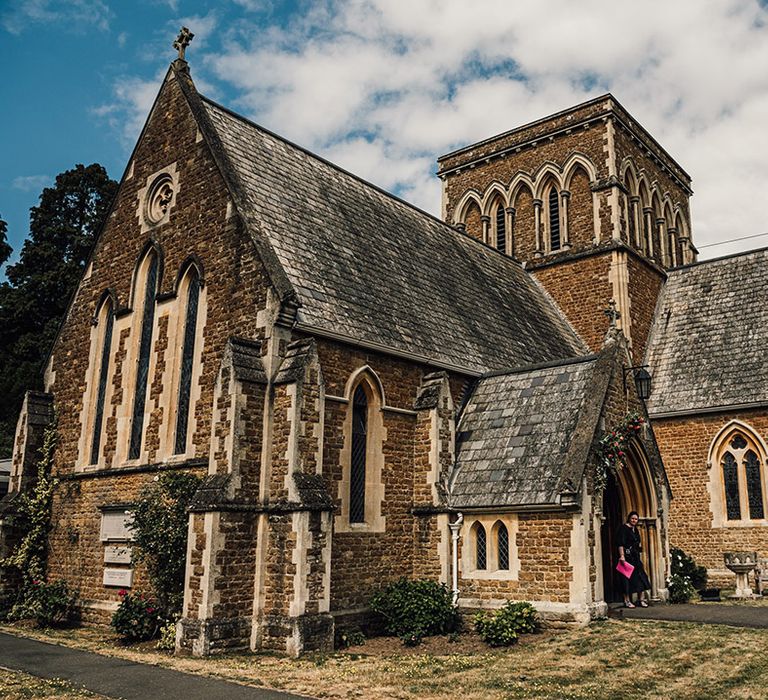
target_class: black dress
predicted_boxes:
[616,523,652,595]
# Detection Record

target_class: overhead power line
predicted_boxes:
[698,231,768,249]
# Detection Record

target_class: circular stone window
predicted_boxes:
[145,175,175,225]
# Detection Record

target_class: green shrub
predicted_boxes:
[474,601,539,647]
[111,590,162,642]
[336,627,365,649]
[129,472,201,617]
[8,579,77,627]
[670,547,707,591]
[156,620,178,651]
[370,578,458,639]
[667,573,696,604]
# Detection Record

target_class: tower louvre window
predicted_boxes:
[90,302,114,466]
[549,187,560,251]
[174,272,201,455]
[350,384,367,523]
[129,253,158,460]
[495,203,506,252]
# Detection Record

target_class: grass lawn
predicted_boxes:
[2,617,768,699]
[0,668,104,699]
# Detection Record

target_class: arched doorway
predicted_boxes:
[600,440,663,602]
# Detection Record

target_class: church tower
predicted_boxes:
[437,94,696,359]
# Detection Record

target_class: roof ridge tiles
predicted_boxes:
[480,353,599,379]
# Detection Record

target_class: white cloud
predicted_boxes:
[92,72,165,143]
[231,0,272,12]
[2,0,111,35]
[11,175,50,192]
[198,0,768,257]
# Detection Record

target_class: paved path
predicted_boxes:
[0,632,309,700]
[619,602,768,628]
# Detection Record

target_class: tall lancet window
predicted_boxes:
[350,384,368,523]
[90,299,114,466]
[495,202,506,252]
[174,271,201,454]
[548,187,561,251]
[129,252,159,460]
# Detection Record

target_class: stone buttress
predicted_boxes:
[178,335,334,656]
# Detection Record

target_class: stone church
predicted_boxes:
[2,45,767,656]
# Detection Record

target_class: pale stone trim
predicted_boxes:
[326,393,416,416]
[114,249,161,467]
[156,271,207,461]
[290,511,309,618]
[451,189,483,226]
[181,515,197,615]
[608,249,632,344]
[77,296,116,470]
[707,419,768,528]
[284,383,299,498]
[250,512,269,651]
[461,515,519,581]
[136,163,179,234]
[568,491,591,606]
[334,371,386,534]
[437,513,450,585]
[480,181,510,213]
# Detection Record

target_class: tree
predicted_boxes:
[0,216,11,268]
[0,165,117,456]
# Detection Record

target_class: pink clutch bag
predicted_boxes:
[616,560,635,579]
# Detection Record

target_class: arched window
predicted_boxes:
[712,426,768,523]
[496,522,509,571]
[89,298,114,465]
[494,201,506,253]
[129,251,159,460]
[350,384,368,523]
[174,270,201,455]
[475,523,487,570]
[548,187,560,251]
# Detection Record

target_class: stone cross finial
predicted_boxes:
[173,27,194,61]
[604,299,621,328]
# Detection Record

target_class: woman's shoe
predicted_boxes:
[639,600,648,608]
[624,602,636,608]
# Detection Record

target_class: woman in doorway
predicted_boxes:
[617,511,652,608]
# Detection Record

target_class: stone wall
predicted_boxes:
[41,69,272,620]
[654,409,768,586]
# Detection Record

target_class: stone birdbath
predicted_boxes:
[723,551,758,598]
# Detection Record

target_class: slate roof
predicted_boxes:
[645,248,768,415]
[199,97,586,374]
[450,356,598,508]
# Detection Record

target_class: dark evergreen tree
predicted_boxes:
[0,165,117,456]
[0,216,11,267]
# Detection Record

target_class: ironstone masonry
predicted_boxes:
[2,52,767,656]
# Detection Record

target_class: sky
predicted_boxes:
[2,0,768,277]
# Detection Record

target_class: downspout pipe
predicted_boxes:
[449,512,464,606]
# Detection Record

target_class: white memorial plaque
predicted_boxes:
[100,510,134,542]
[103,568,133,588]
[104,545,132,564]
